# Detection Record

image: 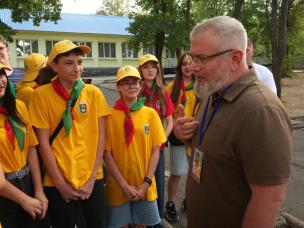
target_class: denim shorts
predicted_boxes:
[107,200,160,228]
[170,144,189,176]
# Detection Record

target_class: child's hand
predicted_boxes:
[35,190,48,219]
[21,196,43,219]
[122,184,138,201]
[134,182,149,201]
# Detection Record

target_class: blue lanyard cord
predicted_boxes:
[198,86,231,145]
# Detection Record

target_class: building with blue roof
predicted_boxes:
[0,9,177,74]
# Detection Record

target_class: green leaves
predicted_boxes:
[0,0,62,40]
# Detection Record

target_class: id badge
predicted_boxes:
[191,147,204,183]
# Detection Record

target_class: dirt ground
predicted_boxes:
[281,72,304,109]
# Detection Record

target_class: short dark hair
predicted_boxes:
[53,48,84,63]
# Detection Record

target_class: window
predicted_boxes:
[98,42,116,58]
[74,41,92,58]
[46,40,59,55]
[143,47,155,55]
[46,40,92,58]
[166,49,175,58]
[16,40,38,57]
[121,43,138,58]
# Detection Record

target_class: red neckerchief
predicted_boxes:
[0,107,15,149]
[113,98,135,147]
[33,83,40,89]
[51,79,74,117]
[180,80,186,106]
[143,83,154,106]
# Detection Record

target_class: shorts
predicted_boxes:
[107,200,160,228]
[170,144,189,176]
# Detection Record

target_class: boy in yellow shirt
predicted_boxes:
[104,65,166,227]
[29,40,111,228]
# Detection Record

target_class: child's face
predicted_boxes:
[117,76,142,100]
[0,72,7,98]
[141,61,158,82]
[181,55,193,79]
[51,53,84,84]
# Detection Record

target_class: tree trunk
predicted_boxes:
[155,31,165,67]
[232,0,245,19]
[185,0,191,33]
[270,0,289,98]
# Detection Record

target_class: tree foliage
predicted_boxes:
[192,0,304,97]
[96,0,136,16]
[0,0,62,41]
[127,0,192,64]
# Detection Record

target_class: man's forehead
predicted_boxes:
[190,34,217,54]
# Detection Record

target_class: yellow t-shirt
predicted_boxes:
[29,84,111,189]
[16,82,36,108]
[166,80,196,118]
[0,100,38,173]
[105,106,167,206]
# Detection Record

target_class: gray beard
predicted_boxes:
[194,82,210,101]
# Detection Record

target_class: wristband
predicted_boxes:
[144,177,152,185]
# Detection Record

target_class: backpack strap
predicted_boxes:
[49,97,78,145]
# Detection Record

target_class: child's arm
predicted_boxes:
[135,145,160,201]
[104,151,138,200]
[27,146,48,219]
[78,116,106,200]
[0,164,42,219]
[164,115,173,137]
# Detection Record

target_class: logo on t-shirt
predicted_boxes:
[144,124,149,134]
[78,102,88,113]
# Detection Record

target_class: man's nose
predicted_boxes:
[190,62,200,72]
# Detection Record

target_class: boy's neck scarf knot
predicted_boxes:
[113,97,145,147]
[51,79,84,136]
[0,107,24,150]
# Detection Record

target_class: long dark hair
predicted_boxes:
[0,69,25,126]
[37,48,84,85]
[170,53,194,105]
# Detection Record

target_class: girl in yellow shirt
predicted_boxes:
[0,63,48,228]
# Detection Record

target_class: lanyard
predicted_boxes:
[198,86,230,145]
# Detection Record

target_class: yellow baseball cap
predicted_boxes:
[116,65,141,82]
[0,62,12,72]
[138,54,159,66]
[22,53,47,82]
[47,40,91,65]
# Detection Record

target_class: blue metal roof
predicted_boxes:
[0,9,131,35]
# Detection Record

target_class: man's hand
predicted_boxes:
[174,104,199,141]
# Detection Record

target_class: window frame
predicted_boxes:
[16,39,38,57]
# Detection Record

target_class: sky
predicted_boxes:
[61,0,103,14]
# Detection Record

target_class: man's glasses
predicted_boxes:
[190,49,234,65]
[119,80,142,89]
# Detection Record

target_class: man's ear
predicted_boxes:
[231,50,244,70]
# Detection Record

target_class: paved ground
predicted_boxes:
[94,78,304,227]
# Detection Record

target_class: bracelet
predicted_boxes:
[144,177,152,185]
